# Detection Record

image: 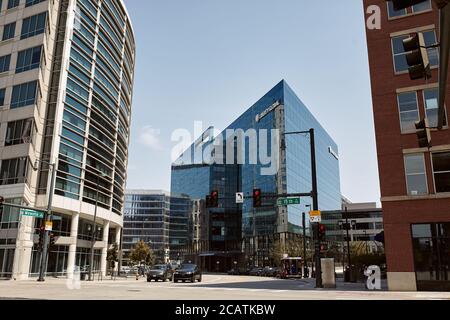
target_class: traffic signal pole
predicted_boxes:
[438,3,450,129]
[38,163,56,282]
[309,129,322,289]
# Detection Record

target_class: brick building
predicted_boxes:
[364,0,450,291]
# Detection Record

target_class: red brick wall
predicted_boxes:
[363,0,450,273]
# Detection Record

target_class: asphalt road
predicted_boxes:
[0,274,449,300]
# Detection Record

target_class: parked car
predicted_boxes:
[147,264,174,282]
[262,266,279,277]
[249,267,264,276]
[173,264,202,283]
[227,268,240,275]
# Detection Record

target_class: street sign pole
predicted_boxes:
[309,129,322,289]
[38,162,56,282]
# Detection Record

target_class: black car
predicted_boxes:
[227,268,240,275]
[173,264,202,283]
[147,264,173,282]
[249,267,264,276]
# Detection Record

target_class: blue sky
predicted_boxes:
[124,0,381,204]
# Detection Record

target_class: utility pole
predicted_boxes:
[438,3,450,129]
[309,129,322,289]
[37,161,56,282]
[344,206,352,270]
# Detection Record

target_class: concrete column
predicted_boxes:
[100,221,110,277]
[12,216,34,280]
[66,213,79,279]
[115,227,121,272]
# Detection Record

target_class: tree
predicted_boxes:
[269,239,312,267]
[129,240,155,267]
[107,243,119,277]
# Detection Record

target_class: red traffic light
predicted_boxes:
[253,189,262,208]
[319,224,326,233]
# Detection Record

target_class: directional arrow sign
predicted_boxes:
[20,209,44,219]
[277,198,301,206]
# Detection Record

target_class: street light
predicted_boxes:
[88,171,109,281]
[33,159,57,282]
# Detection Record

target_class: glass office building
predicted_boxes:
[0,0,135,279]
[123,190,192,264]
[171,80,341,270]
[123,191,171,263]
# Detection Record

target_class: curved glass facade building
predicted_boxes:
[0,0,135,279]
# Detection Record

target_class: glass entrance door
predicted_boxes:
[412,223,450,291]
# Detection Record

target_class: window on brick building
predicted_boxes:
[404,154,428,196]
[398,91,419,132]
[432,152,450,193]
[424,88,447,128]
[412,1,432,13]
[387,0,432,19]
[387,2,407,18]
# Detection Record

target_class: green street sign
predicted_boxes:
[277,197,301,206]
[20,209,44,219]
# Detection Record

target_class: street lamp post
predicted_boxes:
[35,159,57,282]
[88,172,108,281]
[344,206,352,270]
[256,102,326,288]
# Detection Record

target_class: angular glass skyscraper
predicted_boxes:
[171,80,341,270]
[0,0,135,279]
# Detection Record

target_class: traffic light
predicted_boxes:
[210,190,219,208]
[318,224,326,242]
[415,118,432,148]
[403,32,431,80]
[49,233,56,247]
[386,0,429,11]
[253,189,262,208]
[434,0,450,9]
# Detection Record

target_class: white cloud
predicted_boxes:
[139,126,162,150]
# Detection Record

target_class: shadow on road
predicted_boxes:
[180,278,386,292]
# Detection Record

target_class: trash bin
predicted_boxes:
[344,267,350,282]
[350,266,359,283]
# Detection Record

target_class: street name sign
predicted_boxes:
[20,209,44,219]
[277,197,301,206]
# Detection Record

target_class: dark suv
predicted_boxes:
[173,264,202,283]
[147,264,173,282]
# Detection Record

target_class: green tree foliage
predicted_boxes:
[129,240,155,266]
